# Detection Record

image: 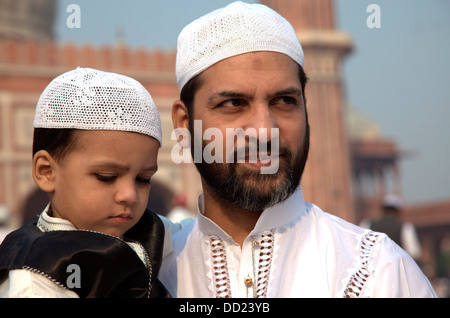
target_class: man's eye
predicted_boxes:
[220,99,245,108]
[278,96,297,105]
[96,174,116,182]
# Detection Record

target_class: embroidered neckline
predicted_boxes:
[209,230,275,298]
[210,236,232,298]
[343,232,380,298]
[254,230,274,297]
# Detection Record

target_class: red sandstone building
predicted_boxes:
[0,0,448,294]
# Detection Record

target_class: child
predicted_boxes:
[0,67,168,298]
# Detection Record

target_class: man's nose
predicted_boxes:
[245,104,278,140]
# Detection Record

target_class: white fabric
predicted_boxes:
[176,1,304,90]
[0,205,151,298]
[158,187,437,298]
[33,67,162,145]
[0,269,78,298]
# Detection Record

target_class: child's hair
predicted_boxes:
[32,67,162,159]
[32,128,78,162]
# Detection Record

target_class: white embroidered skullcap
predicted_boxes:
[176,1,304,91]
[33,67,162,146]
[383,193,404,210]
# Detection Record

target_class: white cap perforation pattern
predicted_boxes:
[176,1,304,90]
[33,67,162,145]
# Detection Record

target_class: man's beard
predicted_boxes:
[191,124,310,213]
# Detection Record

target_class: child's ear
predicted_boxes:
[32,150,56,193]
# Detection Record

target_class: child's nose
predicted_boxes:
[115,180,138,205]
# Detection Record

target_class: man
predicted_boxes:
[362,194,423,262]
[158,1,436,297]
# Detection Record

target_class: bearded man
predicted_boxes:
[158,1,436,298]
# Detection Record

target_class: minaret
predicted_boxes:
[261,0,355,221]
[0,0,56,40]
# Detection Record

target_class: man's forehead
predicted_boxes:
[206,51,300,70]
[198,52,302,93]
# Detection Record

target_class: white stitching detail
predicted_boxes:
[343,232,380,298]
[209,231,275,298]
[209,236,231,298]
[255,230,274,298]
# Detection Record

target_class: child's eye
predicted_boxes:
[136,176,151,185]
[96,174,117,183]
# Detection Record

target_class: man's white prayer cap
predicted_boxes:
[383,193,404,210]
[176,1,305,91]
[33,67,162,146]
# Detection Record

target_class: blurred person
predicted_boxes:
[0,67,168,298]
[0,205,13,244]
[367,194,422,261]
[158,1,436,298]
[166,194,196,223]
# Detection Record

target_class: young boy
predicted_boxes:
[0,67,168,298]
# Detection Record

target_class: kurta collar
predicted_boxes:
[37,204,77,232]
[197,186,306,243]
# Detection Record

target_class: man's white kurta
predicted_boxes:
[158,188,436,298]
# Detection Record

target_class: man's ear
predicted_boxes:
[32,150,56,193]
[172,99,190,131]
[172,99,191,147]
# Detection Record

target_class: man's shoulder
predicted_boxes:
[305,202,369,237]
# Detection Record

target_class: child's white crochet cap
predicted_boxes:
[33,67,162,145]
[176,1,304,91]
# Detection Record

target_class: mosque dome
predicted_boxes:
[346,104,382,141]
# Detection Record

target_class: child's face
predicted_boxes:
[49,130,159,237]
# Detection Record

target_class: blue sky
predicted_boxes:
[55,0,450,205]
